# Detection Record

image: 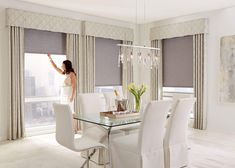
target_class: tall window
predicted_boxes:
[24,29,66,135]
[162,36,193,93]
[95,37,122,93]
[24,54,66,129]
[162,36,194,118]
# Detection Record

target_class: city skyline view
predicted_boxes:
[24,53,66,128]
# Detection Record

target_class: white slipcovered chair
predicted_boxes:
[53,103,106,168]
[171,93,193,111]
[165,93,194,128]
[111,100,172,168]
[164,98,196,168]
[103,92,117,111]
[78,93,124,165]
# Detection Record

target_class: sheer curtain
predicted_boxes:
[9,26,25,140]
[150,40,163,100]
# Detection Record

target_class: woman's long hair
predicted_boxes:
[63,60,76,75]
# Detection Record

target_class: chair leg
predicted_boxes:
[80,149,98,168]
[86,150,89,168]
[103,148,106,168]
[80,150,90,168]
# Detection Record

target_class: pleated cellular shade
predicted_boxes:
[163,36,193,87]
[95,37,122,86]
[24,29,66,55]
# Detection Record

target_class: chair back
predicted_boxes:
[172,93,193,111]
[139,100,171,168]
[53,103,74,150]
[103,92,116,111]
[164,98,196,168]
[78,93,104,116]
[78,93,104,130]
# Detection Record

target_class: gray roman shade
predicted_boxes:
[24,29,66,55]
[163,36,193,87]
[95,37,122,86]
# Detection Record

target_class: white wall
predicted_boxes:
[140,7,235,134]
[0,0,137,141]
[0,7,9,141]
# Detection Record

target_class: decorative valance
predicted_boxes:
[85,21,134,41]
[150,18,208,40]
[6,8,81,34]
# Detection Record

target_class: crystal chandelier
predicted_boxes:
[118,44,160,69]
[117,0,160,69]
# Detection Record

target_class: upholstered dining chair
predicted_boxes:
[164,98,196,168]
[103,92,117,111]
[78,93,124,165]
[53,103,107,168]
[111,100,172,168]
[171,93,194,112]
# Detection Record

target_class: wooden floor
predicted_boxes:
[188,129,235,168]
[0,129,235,168]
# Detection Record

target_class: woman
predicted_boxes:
[47,54,76,107]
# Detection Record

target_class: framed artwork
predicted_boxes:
[220,35,235,103]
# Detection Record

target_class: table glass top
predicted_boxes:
[73,113,142,127]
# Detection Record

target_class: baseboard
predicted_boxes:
[26,125,56,137]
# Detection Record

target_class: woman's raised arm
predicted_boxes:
[47,54,64,75]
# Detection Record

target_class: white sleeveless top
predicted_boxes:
[60,74,73,104]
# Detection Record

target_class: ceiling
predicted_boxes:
[18,0,235,23]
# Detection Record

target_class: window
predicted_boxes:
[162,36,193,89]
[24,53,66,132]
[95,37,122,86]
[162,36,194,118]
[95,38,123,98]
[24,29,66,55]
[163,87,194,93]
[24,28,66,135]
[95,86,123,93]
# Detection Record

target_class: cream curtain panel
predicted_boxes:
[66,34,80,112]
[81,35,95,93]
[193,34,206,130]
[150,40,163,100]
[9,26,25,140]
[121,41,134,108]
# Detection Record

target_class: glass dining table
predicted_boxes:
[73,113,142,139]
[73,113,142,167]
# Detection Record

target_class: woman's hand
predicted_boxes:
[47,53,52,60]
[47,54,63,74]
[70,97,74,102]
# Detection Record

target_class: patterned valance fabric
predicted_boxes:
[85,21,134,41]
[6,8,81,34]
[6,8,134,41]
[150,18,208,40]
